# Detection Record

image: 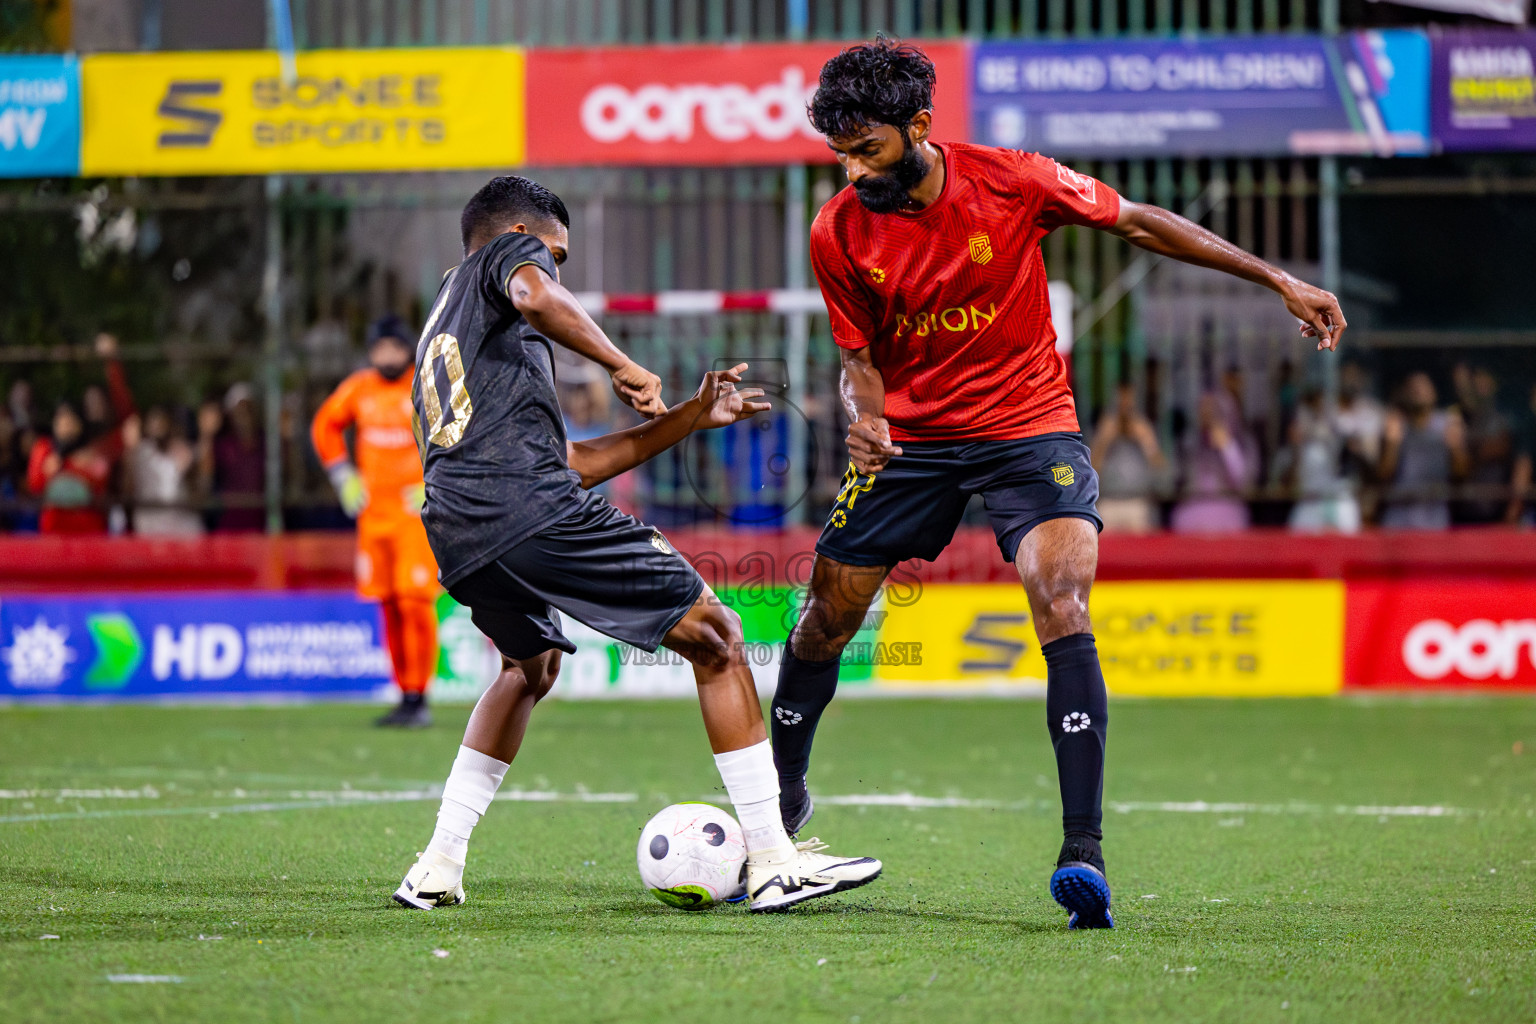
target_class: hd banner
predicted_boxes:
[80,47,524,176]
[0,593,391,699]
[524,41,969,165]
[0,55,80,177]
[1432,29,1536,152]
[971,31,1430,158]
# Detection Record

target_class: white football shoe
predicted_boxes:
[392,850,466,910]
[747,837,882,913]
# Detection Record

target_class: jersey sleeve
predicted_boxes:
[1021,152,1121,232]
[484,232,560,307]
[809,214,879,351]
[311,373,359,468]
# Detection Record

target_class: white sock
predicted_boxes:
[714,740,793,862]
[424,745,509,864]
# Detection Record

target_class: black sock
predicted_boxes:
[1043,632,1108,840]
[770,648,841,788]
[402,692,425,709]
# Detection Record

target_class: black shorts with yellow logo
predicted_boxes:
[814,432,1102,568]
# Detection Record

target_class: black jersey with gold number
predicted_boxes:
[411,231,584,587]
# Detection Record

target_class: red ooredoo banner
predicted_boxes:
[1345,580,1536,689]
[525,41,970,166]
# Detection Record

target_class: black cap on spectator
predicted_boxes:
[367,314,413,349]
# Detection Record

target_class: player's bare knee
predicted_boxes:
[1031,585,1092,639]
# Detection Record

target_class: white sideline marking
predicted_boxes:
[107,975,183,984]
[1108,800,1465,818]
[0,787,162,799]
[0,786,1468,824]
[0,790,637,824]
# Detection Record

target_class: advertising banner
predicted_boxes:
[80,48,524,176]
[0,593,391,699]
[972,31,1430,158]
[494,580,1342,699]
[525,41,969,166]
[876,581,1344,697]
[1432,29,1536,152]
[0,55,80,177]
[1345,580,1536,689]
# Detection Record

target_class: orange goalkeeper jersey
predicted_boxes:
[311,367,423,526]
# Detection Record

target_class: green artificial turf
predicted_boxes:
[1,697,1534,1023]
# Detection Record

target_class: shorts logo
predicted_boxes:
[968,233,994,266]
[1050,463,1075,487]
[650,530,672,555]
[830,509,848,528]
[868,267,886,284]
[836,463,877,508]
[774,706,803,726]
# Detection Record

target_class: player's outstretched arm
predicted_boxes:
[566,363,769,489]
[507,263,667,417]
[1107,201,1347,351]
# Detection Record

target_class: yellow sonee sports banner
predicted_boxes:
[874,581,1344,697]
[81,48,524,175]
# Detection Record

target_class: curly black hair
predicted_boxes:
[460,175,570,254]
[808,38,937,139]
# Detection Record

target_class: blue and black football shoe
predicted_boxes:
[1049,834,1114,930]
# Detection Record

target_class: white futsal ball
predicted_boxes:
[636,802,748,910]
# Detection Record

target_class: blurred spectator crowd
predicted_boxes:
[0,334,1533,536]
[0,334,273,535]
[1092,361,1536,533]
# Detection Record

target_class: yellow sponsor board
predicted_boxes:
[874,581,1344,697]
[81,48,524,176]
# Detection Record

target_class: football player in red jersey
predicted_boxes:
[770,40,1346,930]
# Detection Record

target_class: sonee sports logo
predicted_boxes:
[1061,712,1092,733]
[774,706,803,726]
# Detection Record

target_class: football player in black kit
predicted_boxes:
[393,176,882,914]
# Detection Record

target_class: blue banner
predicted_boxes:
[971,32,1430,158]
[0,593,392,699]
[0,55,80,177]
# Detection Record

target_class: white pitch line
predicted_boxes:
[0,787,163,799]
[0,790,637,825]
[0,787,1470,824]
[1108,800,1466,818]
[107,975,184,984]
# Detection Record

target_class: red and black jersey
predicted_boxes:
[810,142,1120,444]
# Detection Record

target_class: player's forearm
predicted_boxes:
[515,279,631,373]
[1112,202,1292,294]
[567,399,702,488]
[838,354,887,423]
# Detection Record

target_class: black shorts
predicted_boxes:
[815,432,1102,567]
[446,492,705,661]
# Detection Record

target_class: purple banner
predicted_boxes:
[972,33,1431,158]
[1433,29,1536,152]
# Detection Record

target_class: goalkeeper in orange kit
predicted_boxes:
[312,315,441,728]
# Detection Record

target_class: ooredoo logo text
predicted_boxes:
[1401,618,1536,681]
[579,66,818,145]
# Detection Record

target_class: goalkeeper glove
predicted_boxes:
[327,462,368,518]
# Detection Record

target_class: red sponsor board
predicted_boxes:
[525,41,969,166]
[1346,580,1536,689]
